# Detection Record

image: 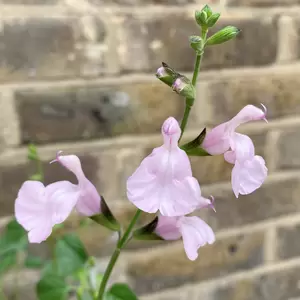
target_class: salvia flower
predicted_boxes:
[127,117,212,217]
[202,104,268,197]
[51,152,101,216]
[155,214,215,261]
[15,153,101,243]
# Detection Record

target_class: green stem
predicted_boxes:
[96,209,141,300]
[117,209,142,249]
[179,28,208,142]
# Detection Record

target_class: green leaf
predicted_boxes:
[133,217,163,241]
[24,255,44,269]
[0,219,27,255]
[0,251,17,275]
[180,128,207,152]
[55,233,89,277]
[104,283,138,300]
[37,275,68,300]
[90,197,120,231]
[41,261,57,277]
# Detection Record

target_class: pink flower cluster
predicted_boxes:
[126,105,267,260]
[15,105,267,260]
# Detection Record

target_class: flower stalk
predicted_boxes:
[96,26,209,300]
[179,28,208,142]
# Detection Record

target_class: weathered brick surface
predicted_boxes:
[212,267,300,300]
[88,0,216,4]
[128,231,265,295]
[16,82,183,144]
[1,1,300,299]
[142,265,300,300]
[205,73,300,125]
[277,223,300,260]
[0,0,58,3]
[3,270,39,300]
[0,90,20,150]
[228,0,300,6]
[277,128,300,170]
[119,13,277,72]
[199,175,300,231]
[0,16,111,82]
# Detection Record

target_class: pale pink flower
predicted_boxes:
[52,152,101,216]
[15,180,78,243]
[15,153,101,243]
[202,105,268,197]
[155,215,215,261]
[127,117,212,216]
[224,133,268,197]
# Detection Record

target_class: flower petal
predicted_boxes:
[203,105,267,156]
[155,216,181,240]
[15,181,53,243]
[230,133,255,163]
[180,216,215,261]
[224,150,236,164]
[230,105,267,129]
[45,181,79,224]
[231,156,268,198]
[52,153,101,216]
[76,178,102,216]
[162,117,181,149]
[127,144,199,216]
[202,123,231,155]
[52,153,85,181]
[159,177,204,216]
[28,221,53,243]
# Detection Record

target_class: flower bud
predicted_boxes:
[195,5,213,27]
[189,35,204,54]
[202,4,213,18]
[172,76,196,99]
[156,62,177,87]
[195,10,207,27]
[206,26,240,46]
[206,13,220,28]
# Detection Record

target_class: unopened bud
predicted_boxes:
[206,13,220,28]
[202,4,213,18]
[195,10,207,27]
[172,77,195,99]
[189,35,204,54]
[156,66,174,87]
[156,62,178,87]
[206,26,240,46]
[195,5,213,27]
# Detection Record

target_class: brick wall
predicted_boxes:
[1,0,300,299]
